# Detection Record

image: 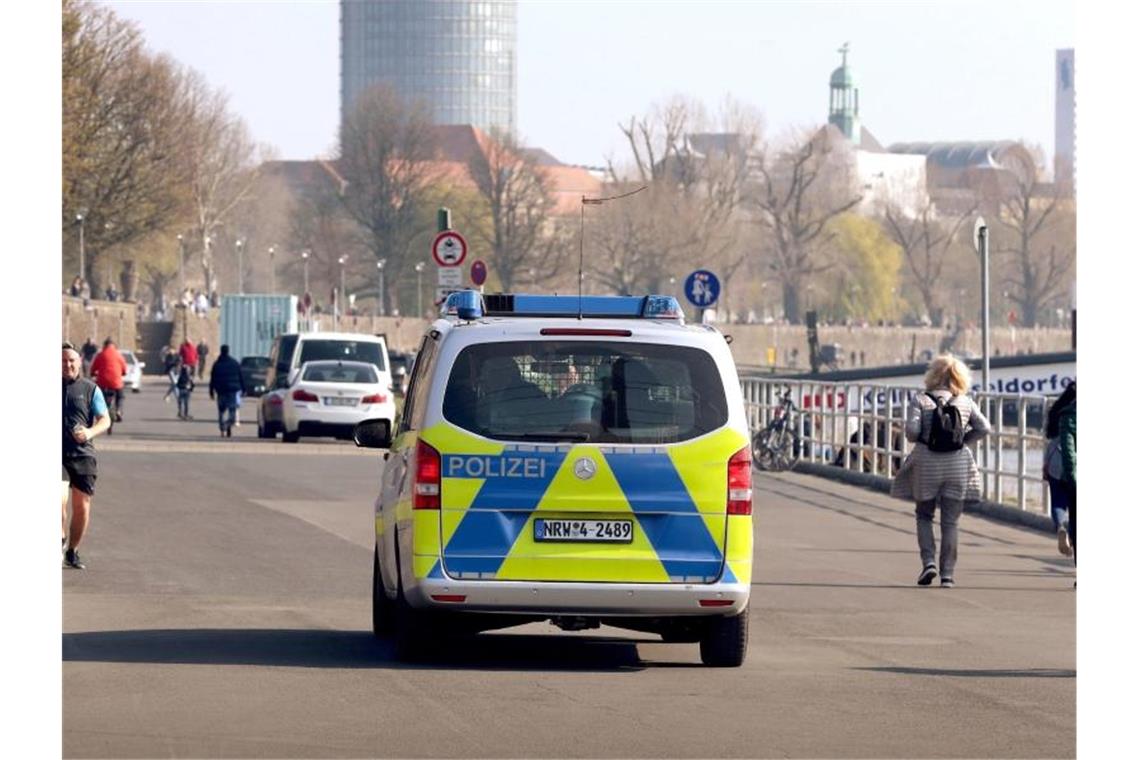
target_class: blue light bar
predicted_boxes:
[483,294,684,320]
[441,291,685,322]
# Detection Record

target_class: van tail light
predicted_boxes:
[269,395,283,406]
[292,388,319,403]
[361,393,387,405]
[413,439,441,510]
[727,446,753,515]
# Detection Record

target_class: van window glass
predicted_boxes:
[298,339,387,372]
[400,336,436,432]
[301,362,378,384]
[442,341,728,444]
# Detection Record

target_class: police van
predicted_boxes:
[354,291,754,666]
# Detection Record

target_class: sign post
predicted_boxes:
[974,216,991,496]
[683,269,720,322]
[432,229,468,307]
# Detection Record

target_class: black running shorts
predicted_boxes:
[62,457,97,496]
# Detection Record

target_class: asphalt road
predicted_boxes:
[63,377,1076,758]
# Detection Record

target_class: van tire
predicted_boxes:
[282,429,300,443]
[392,560,432,661]
[699,606,749,667]
[372,548,395,637]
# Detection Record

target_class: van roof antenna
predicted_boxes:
[579,185,647,319]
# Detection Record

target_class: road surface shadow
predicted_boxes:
[856,666,1075,678]
[62,628,654,672]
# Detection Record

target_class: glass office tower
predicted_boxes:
[340,0,517,134]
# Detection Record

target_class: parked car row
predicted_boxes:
[255,332,404,444]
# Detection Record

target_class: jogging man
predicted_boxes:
[62,344,111,569]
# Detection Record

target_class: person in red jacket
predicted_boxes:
[179,339,199,375]
[90,338,128,424]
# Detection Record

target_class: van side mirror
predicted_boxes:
[353,419,392,449]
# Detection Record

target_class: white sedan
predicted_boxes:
[122,350,145,392]
[280,360,396,444]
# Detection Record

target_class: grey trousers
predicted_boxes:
[915,498,964,579]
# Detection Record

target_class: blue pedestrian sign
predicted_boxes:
[683,269,720,307]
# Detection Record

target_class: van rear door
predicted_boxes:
[428,340,742,584]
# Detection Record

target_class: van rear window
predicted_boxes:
[442,341,727,444]
[299,340,387,372]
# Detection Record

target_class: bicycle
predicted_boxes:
[751,387,801,471]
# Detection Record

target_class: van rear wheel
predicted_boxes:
[372,548,395,637]
[699,606,749,667]
[393,572,432,661]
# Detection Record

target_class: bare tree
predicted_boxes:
[63,0,194,294]
[467,129,570,291]
[336,84,441,314]
[881,198,976,326]
[180,71,263,296]
[746,129,862,323]
[989,164,1075,327]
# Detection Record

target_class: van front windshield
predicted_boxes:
[299,340,387,372]
[442,341,728,444]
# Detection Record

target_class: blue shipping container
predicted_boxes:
[220,294,299,361]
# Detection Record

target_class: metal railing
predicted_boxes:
[740,377,1054,515]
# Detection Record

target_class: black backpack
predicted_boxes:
[923,392,965,452]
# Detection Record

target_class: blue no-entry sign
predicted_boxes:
[683,269,720,307]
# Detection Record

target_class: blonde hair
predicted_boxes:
[924,353,971,396]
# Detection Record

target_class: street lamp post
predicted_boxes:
[301,250,310,295]
[76,210,87,284]
[414,262,425,317]
[338,255,348,326]
[268,246,276,293]
[376,259,387,316]
[177,234,185,297]
[236,239,245,294]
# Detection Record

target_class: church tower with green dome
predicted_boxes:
[829,42,860,145]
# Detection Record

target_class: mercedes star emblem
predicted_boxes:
[573,457,597,480]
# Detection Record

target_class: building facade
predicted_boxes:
[340,0,517,135]
[1054,48,1075,187]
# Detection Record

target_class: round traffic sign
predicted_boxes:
[683,269,720,307]
[432,230,467,267]
[470,259,487,286]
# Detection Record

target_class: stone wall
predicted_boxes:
[722,323,1073,372]
[151,309,433,354]
[62,296,138,350]
[62,295,1073,371]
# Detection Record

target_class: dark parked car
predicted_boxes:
[388,351,415,396]
[240,356,271,397]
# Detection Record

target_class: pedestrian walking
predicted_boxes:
[196,339,209,380]
[1043,383,1077,557]
[89,337,128,425]
[62,344,111,569]
[80,337,98,377]
[1058,382,1077,574]
[176,362,196,420]
[891,354,992,588]
[179,339,199,377]
[162,348,180,403]
[209,344,246,438]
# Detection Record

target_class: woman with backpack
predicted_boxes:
[891,354,992,588]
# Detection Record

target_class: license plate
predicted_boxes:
[534,519,633,543]
[324,397,357,407]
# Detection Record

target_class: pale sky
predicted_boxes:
[103,0,1073,167]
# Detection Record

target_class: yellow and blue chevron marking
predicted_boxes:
[417,423,750,584]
